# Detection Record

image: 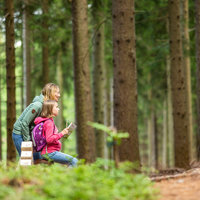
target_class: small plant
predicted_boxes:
[88,122,129,168]
[0,161,158,200]
[42,153,54,164]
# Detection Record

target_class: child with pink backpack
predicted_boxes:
[34,100,78,167]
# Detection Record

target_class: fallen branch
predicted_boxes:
[150,168,200,182]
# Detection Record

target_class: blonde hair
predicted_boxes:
[42,83,59,101]
[41,100,57,118]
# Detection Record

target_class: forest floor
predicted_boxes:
[151,162,200,200]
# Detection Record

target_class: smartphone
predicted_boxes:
[67,122,77,133]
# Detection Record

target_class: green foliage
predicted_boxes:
[0,160,158,200]
[88,122,129,145]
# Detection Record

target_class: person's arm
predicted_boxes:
[44,121,66,143]
[21,103,42,141]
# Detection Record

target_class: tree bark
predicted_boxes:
[168,0,190,168]
[5,0,16,162]
[23,0,31,107]
[42,0,49,85]
[112,0,140,163]
[167,55,174,167]
[56,50,65,151]
[195,0,200,161]
[72,0,96,162]
[148,110,156,168]
[154,114,159,169]
[181,0,194,160]
[162,101,167,168]
[92,1,106,158]
[106,77,113,160]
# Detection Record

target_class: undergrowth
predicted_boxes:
[0,159,158,200]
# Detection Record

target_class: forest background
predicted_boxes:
[0,0,199,171]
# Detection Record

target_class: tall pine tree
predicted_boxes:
[92,0,106,158]
[5,0,16,162]
[112,0,140,163]
[72,0,96,162]
[168,0,190,168]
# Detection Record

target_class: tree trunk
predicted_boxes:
[154,114,159,169]
[56,50,65,151]
[42,0,49,85]
[23,0,31,107]
[148,111,156,168]
[166,47,174,167]
[147,84,153,168]
[72,0,96,163]
[140,126,148,167]
[30,34,36,100]
[112,0,140,163]
[162,101,167,168]
[181,0,194,160]
[106,77,113,160]
[92,1,106,158]
[0,63,2,161]
[166,20,174,167]
[105,75,112,128]
[5,0,16,162]
[20,22,24,112]
[168,0,190,168]
[195,0,200,161]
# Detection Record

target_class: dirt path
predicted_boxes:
[154,168,200,200]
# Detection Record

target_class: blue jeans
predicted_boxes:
[12,132,42,160]
[43,151,78,167]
